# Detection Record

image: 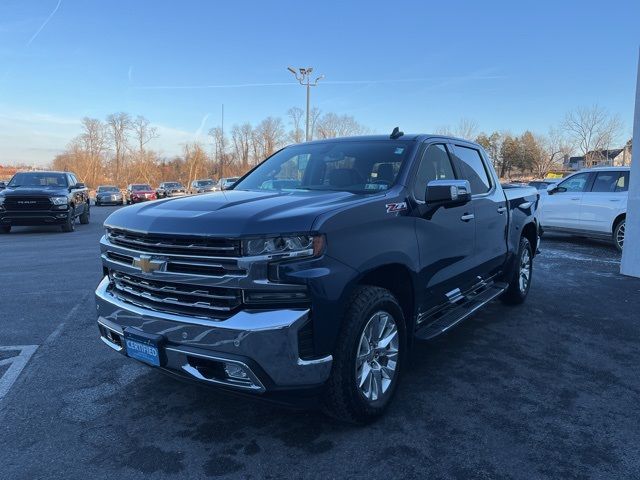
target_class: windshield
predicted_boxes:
[132,184,152,191]
[165,182,181,188]
[234,141,412,193]
[197,180,214,186]
[8,172,68,188]
[98,186,119,192]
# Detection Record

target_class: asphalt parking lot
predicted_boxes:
[1,205,639,479]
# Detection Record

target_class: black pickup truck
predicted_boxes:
[0,171,90,233]
[95,132,539,422]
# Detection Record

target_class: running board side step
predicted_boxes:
[414,282,508,340]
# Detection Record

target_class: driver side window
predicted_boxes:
[558,172,590,193]
[413,144,456,201]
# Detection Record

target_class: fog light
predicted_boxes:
[224,363,248,379]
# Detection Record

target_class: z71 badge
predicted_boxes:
[385,202,407,214]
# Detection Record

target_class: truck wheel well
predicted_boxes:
[522,222,538,253]
[613,213,625,233]
[358,264,414,331]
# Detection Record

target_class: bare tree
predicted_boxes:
[530,128,572,178]
[287,107,305,144]
[55,117,109,187]
[315,113,369,139]
[563,105,623,167]
[253,117,286,160]
[455,118,479,141]
[183,143,209,186]
[435,118,478,140]
[209,126,232,177]
[131,115,159,156]
[232,123,252,169]
[106,112,132,184]
[309,107,321,140]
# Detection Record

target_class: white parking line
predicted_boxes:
[0,345,38,401]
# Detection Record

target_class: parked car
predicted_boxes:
[95,185,123,206]
[96,132,539,423]
[218,177,240,190]
[539,167,629,252]
[156,182,186,198]
[125,184,157,204]
[0,171,90,233]
[0,181,6,191]
[190,179,217,194]
[528,179,561,191]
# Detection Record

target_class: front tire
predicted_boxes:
[61,211,75,232]
[613,218,625,253]
[79,205,90,224]
[323,286,405,424]
[501,236,533,305]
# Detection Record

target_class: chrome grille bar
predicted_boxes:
[107,229,241,257]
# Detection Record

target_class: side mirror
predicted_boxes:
[547,185,564,195]
[75,182,85,189]
[425,179,472,205]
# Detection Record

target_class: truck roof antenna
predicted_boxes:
[390,127,404,139]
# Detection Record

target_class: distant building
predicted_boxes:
[565,139,633,170]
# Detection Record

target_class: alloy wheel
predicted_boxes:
[616,221,625,251]
[355,311,399,403]
[519,247,532,293]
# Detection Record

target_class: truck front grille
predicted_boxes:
[4,196,52,211]
[108,271,242,318]
[106,228,242,257]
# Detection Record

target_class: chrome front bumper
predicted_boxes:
[95,277,332,392]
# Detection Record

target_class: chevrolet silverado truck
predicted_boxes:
[95,131,540,423]
[0,171,90,233]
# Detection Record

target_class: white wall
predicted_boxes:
[621,49,640,278]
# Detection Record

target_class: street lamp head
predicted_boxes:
[287,66,296,74]
[315,74,325,84]
[299,68,307,75]
[306,67,313,74]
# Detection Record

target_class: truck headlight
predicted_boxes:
[243,235,325,258]
[51,196,68,205]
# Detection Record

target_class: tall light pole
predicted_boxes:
[287,66,324,141]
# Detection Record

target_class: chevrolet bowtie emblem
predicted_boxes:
[133,255,165,274]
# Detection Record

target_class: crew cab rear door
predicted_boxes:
[412,143,478,306]
[579,170,628,233]
[449,143,508,278]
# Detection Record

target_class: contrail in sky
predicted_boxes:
[26,0,62,47]
[194,113,210,138]
[134,75,504,91]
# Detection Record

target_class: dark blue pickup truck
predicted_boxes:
[95,131,539,423]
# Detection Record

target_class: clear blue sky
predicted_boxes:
[0,0,638,165]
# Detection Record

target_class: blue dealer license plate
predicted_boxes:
[124,330,161,366]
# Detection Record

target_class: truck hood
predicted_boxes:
[0,186,68,197]
[104,189,375,236]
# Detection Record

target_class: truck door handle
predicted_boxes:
[571,197,580,200]
[497,206,507,214]
[460,213,475,222]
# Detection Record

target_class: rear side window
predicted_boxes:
[591,171,624,193]
[615,172,630,192]
[452,146,491,194]
[413,144,456,201]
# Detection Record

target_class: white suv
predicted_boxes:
[539,167,629,252]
